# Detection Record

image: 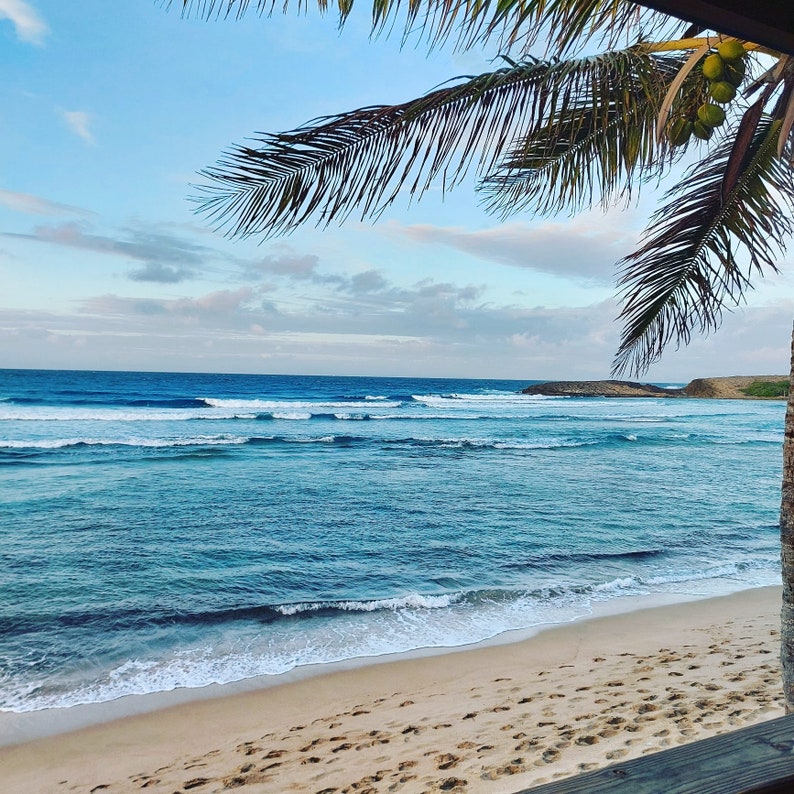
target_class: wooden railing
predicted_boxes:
[518,714,794,793]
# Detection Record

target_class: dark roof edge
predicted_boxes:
[638,0,794,55]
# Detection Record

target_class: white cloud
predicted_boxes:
[62,110,95,144]
[0,188,92,217]
[0,0,47,44]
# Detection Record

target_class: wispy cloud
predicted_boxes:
[242,252,321,282]
[3,221,214,283]
[0,188,92,217]
[386,214,639,284]
[80,288,257,320]
[0,0,47,45]
[128,263,195,284]
[242,251,345,286]
[61,110,95,144]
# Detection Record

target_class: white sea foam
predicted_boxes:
[412,393,559,407]
[275,593,458,616]
[0,435,251,449]
[202,398,401,411]
[0,406,259,422]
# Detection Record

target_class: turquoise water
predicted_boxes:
[0,369,784,713]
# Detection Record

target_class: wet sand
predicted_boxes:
[1,587,784,793]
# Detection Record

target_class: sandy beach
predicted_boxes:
[0,586,785,794]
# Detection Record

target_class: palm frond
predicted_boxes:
[612,115,794,377]
[168,1,682,55]
[195,52,672,238]
[479,51,684,217]
[192,61,542,237]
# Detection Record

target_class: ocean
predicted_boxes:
[0,368,784,716]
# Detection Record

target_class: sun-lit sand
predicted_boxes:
[1,587,784,794]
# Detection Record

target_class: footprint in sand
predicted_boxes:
[436,753,461,770]
[182,779,210,790]
[439,778,468,791]
[597,728,619,738]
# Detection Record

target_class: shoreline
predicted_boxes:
[2,586,784,793]
[0,584,771,748]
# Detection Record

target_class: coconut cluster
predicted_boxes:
[668,40,747,145]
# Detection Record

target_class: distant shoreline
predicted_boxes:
[522,375,789,400]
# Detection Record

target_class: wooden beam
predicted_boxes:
[637,1,794,55]
[516,714,794,793]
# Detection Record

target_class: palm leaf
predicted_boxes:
[194,52,674,238]
[479,51,684,217]
[168,0,681,55]
[612,115,794,377]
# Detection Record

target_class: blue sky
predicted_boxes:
[1,1,791,380]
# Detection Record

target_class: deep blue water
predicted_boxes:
[0,369,784,712]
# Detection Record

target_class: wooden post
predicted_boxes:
[782,322,794,714]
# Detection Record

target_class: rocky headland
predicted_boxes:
[522,375,789,399]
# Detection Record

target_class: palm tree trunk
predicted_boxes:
[781,321,794,713]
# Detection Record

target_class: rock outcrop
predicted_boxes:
[522,376,788,399]
[521,380,681,398]
[683,376,788,399]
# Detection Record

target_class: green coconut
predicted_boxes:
[717,41,746,62]
[668,118,694,146]
[709,81,737,103]
[692,121,713,141]
[697,103,726,127]
[702,53,725,81]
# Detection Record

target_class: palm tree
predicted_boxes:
[170,0,794,711]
